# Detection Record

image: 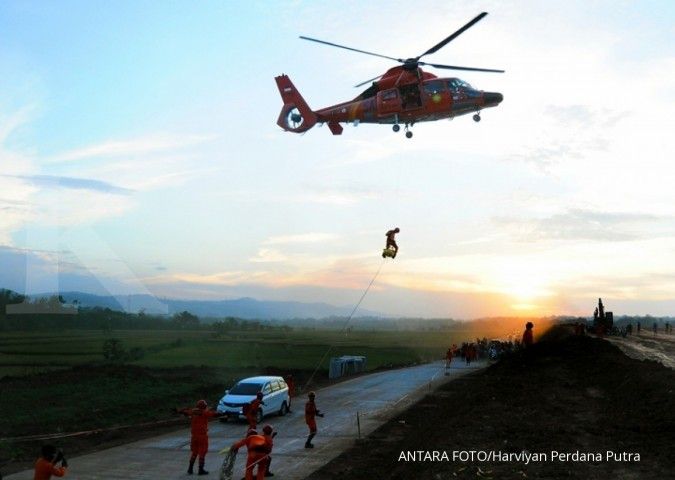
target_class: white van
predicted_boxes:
[216,375,290,422]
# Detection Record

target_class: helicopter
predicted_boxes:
[275,12,504,138]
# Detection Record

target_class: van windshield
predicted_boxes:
[230,383,263,395]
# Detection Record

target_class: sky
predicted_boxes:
[1,0,674,318]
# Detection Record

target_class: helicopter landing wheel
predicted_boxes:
[392,124,400,132]
[473,113,481,122]
[405,131,413,139]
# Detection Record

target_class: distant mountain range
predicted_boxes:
[51,291,384,320]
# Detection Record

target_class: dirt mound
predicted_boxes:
[307,326,675,479]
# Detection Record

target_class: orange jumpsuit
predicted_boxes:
[285,375,295,409]
[181,407,218,461]
[262,432,274,474]
[246,398,262,429]
[285,376,295,397]
[232,434,268,480]
[33,458,66,480]
[305,399,318,433]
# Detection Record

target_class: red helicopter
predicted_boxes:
[275,12,504,138]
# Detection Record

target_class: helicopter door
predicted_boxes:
[422,80,449,114]
[399,84,422,110]
[377,89,401,116]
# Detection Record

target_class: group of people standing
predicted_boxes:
[175,387,324,479]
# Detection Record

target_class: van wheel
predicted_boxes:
[279,401,289,416]
[256,409,264,424]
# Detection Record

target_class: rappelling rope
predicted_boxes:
[301,257,387,392]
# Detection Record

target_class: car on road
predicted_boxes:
[216,375,290,422]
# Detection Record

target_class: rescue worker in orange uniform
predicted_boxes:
[245,392,265,430]
[231,429,268,480]
[445,348,453,368]
[176,399,226,475]
[284,374,295,412]
[261,424,277,477]
[33,445,67,480]
[304,391,324,448]
[384,228,400,258]
[522,322,534,347]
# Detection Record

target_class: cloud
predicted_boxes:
[263,232,339,245]
[47,133,218,163]
[249,248,290,263]
[5,174,133,195]
[544,105,630,128]
[494,208,674,242]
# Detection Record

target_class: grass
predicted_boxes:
[0,328,472,377]
[0,324,525,472]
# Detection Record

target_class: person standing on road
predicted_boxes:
[285,374,296,412]
[653,322,658,336]
[304,391,324,448]
[245,392,265,430]
[445,348,453,369]
[176,399,226,475]
[231,429,268,480]
[261,424,277,477]
[34,445,67,480]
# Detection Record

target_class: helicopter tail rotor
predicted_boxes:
[275,74,317,133]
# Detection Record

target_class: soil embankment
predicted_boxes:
[307,326,675,479]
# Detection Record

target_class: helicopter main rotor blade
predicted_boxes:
[299,36,401,62]
[418,12,488,59]
[354,74,384,88]
[421,61,504,73]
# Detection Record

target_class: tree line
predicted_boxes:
[0,289,293,332]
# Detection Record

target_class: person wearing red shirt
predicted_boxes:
[33,445,67,480]
[304,391,324,448]
[245,392,265,429]
[261,424,276,477]
[176,399,226,475]
[284,374,295,412]
[231,429,268,480]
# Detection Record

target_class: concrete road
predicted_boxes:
[6,361,484,480]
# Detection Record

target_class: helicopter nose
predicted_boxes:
[484,92,503,106]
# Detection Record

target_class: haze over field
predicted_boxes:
[1,1,674,318]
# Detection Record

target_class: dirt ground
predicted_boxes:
[606,331,675,369]
[306,326,675,480]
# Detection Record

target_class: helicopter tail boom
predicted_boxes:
[275,75,318,133]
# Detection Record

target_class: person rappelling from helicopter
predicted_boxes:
[382,228,400,258]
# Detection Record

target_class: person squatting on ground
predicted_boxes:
[245,392,265,430]
[231,429,268,480]
[304,391,324,448]
[384,228,400,258]
[176,399,226,475]
[261,424,277,477]
[34,445,67,480]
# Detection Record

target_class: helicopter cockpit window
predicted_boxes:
[423,81,445,95]
[447,78,462,91]
[447,78,473,92]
